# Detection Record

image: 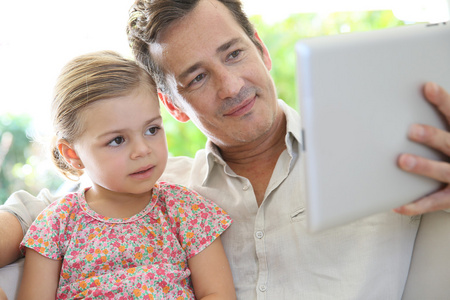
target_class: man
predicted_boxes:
[2,0,450,298]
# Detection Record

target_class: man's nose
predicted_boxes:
[216,66,244,100]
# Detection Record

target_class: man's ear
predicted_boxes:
[158,91,190,123]
[254,31,272,71]
[57,139,84,169]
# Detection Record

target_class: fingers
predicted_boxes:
[398,154,450,183]
[408,124,450,157]
[394,186,450,215]
[400,82,450,182]
[395,82,450,215]
[397,154,450,215]
[423,82,450,124]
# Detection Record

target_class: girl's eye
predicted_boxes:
[146,126,160,136]
[108,136,125,147]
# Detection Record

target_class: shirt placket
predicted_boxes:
[254,203,268,299]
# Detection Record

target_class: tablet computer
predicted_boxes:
[296,22,450,232]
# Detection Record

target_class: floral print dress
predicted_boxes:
[20,182,232,299]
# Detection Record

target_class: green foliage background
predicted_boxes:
[1,11,407,204]
[0,115,64,204]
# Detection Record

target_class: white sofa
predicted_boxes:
[0,258,23,299]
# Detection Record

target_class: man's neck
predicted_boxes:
[219,110,287,206]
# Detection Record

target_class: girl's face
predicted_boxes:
[70,86,168,197]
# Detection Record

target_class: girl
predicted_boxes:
[17,51,235,299]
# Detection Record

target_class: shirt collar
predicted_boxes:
[202,99,302,185]
[279,99,302,155]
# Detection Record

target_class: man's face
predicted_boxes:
[152,0,279,149]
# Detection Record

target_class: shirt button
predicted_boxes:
[242,185,249,191]
[255,231,264,239]
[259,285,267,292]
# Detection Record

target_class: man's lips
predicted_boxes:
[223,96,256,117]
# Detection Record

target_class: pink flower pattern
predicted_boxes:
[21,182,232,299]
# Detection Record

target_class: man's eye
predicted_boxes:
[230,50,241,59]
[146,126,160,136]
[190,74,205,86]
[108,136,125,147]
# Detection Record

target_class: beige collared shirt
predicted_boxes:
[2,100,420,299]
[161,100,419,299]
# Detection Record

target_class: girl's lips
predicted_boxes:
[130,165,155,179]
[224,97,256,117]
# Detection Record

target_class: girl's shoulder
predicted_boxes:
[38,191,84,219]
[155,181,228,218]
[23,191,86,260]
[156,181,204,204]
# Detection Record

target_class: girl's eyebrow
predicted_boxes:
[96,116,163,139]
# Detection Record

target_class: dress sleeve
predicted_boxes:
[19,195,75,260]
[163,183,232,259]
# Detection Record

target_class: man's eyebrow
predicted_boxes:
[178,38,241,82]
[179,62,202,82]
[216,38,240,54]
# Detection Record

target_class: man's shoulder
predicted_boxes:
[167,155,195,169]
[161,154,204,186]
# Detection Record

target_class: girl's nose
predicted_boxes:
[130,138,151,159]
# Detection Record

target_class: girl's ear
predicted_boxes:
[158,91,190,123]
[57,139,84,169]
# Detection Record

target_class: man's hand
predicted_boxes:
[395,82,450,215]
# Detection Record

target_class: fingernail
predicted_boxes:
[427,82,439,96]
[402,155,417,170]
[409,124,425,140]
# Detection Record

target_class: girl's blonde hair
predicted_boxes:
[51,50,156,180]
